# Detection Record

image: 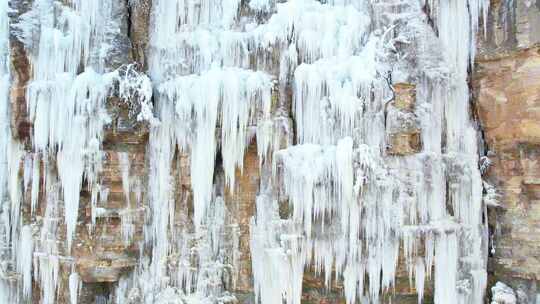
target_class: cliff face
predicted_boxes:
[475,0,540,301]
[0,0,538,304]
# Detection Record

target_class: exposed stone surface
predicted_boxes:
[225,142,259,294]
[475,48,540,148]
[128,0,152,69]
[478,0,540,58]
[386,83,422,156]
[8,1,31,141]
[474,0,540,299]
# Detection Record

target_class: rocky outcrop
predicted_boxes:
[474,0,540,301]
[386,83,422,156]
[128,0,152,69]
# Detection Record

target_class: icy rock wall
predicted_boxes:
[0,0,503,303]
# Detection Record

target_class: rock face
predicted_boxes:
[474,0,540,301]
[386,83,422,156]
[0,0,538,303]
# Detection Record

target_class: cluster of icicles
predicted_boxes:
[0,0,491,303]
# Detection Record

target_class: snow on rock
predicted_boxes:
[248,0,276,13]
[114,64,156,124]
[491,282,517,304]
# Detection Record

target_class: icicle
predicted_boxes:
[293,38,383,145]
[8,141,23,253]
[0,1,11,297]
[146,97,176,290]
[158,67,272,227]
[21,0,118,254]
[138,0,491,303]
[434,232,458,304]
[336,137,354,235]
[415,258,426,304]
[57,149,84,252]
[120,209,135,246]
[118,152,131,206]
[274,144,336,236]
[0,58,9,304]
[149,0,246,79]
[274,137,357,237]
[156,0,241,30]
[18,225,34,299]
[37,254,60,304]
[433,1,489,303]
[69,272,81,304]
[252,0,370,62]
[250,194,307,304]
[31,154,40,215]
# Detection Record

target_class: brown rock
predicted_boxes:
[478,0,540,58]
[475,48,540,149]
[392,83,416,111]
[387,132,422,156]
[225,142,259,293]
[386,83,422,156]
[474,46,540,297]
[129,0,152,70]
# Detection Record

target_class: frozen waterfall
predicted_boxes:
[0,0,491,303]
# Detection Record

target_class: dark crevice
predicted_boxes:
[286,86,298,146]
[126,0,133,43]
[422,1,438,36]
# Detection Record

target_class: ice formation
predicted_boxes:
[157,67,273,226]
[0,0,14,302]
[249,0,490,303]
[69,272,81,304]
[18,225,33,299]
[0,0,493,303]
[490,282,517,304]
